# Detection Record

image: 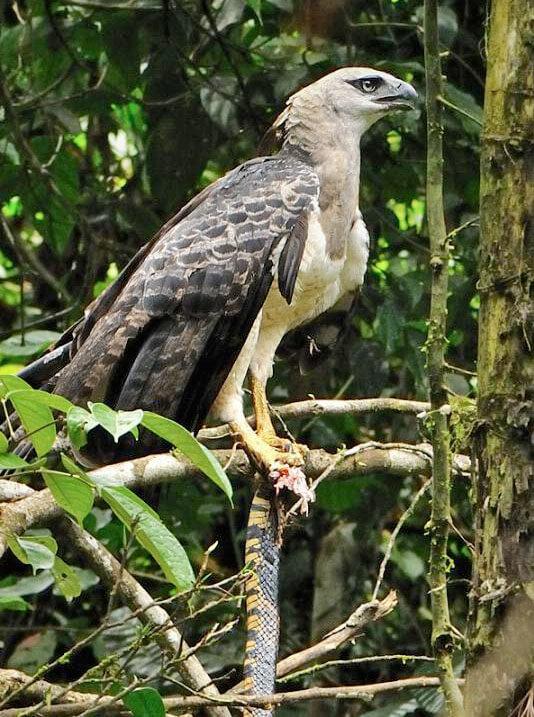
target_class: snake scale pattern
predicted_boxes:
[243,489,280,717]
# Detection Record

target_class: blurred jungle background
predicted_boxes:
[0,1,486,715]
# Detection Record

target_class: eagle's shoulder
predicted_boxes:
[139,154,319,316]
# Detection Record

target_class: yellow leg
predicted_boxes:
[250,375,277,441]
[250,375,308,458]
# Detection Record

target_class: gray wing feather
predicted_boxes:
[52,154,319,459]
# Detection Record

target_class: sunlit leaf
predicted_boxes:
[0,452,31,469]
[8,534,58,574]
[141,411,232,501]
[0,376,56,457]
[0,595,31,612]
[66,406,98,450]
[88,402,143,443]
[0,573,55,597]
[43,469,94,526]
[101,485,195,591]
[52,556,82,600]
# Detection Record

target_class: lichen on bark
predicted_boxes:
[465,0,534,714]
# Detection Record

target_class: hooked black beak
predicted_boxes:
[375,81,418,110]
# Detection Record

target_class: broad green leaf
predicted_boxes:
[123,687,165,717]
[61,452,118,491]
[0,452,31,469]
[0,330,61,358]
[101,485,160,522]
[88,402,143,443]
[66,406,98,450]
[8,534,58,574]
[0,573,54,597]
[0,373,31,398]
[9,389,73,414]
[52,556,82,600]
[0,596,31,612]
[0,432,8,452]
[101,486,195,591]
[0,377,56,457]
[141,412,232,501]
[43,470,94,526]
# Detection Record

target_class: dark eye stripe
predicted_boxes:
[345,77,383,92]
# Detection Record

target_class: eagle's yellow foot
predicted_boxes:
[257,431,308,462]
[228,420,315,514]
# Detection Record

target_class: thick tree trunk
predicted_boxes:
[465,1,534,714]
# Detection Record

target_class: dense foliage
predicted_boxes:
[0,1,486,714]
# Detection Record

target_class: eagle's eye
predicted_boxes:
[360,77,381,93]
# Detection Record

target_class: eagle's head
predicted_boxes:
[311,67,418,132]
[270,66,418,150]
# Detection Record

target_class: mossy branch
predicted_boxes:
[424,1,465,714]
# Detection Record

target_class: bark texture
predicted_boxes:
[465,1,534,714]
[424,0,465,714]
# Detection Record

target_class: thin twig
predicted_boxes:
[199,397,430,441]
[438,94,483,127]
[278,653,434,683]
[372,479,432,600]
[424,1,465,714]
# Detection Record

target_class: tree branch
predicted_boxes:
[199,397,430,441]
[0,443,471,559]
[424,1,465,714]
[0,677,464,716]
[0,214,72,304]
[0,670,93,708]
[226,590,398,694]
[57,519,232,717]
[0,499,230,717]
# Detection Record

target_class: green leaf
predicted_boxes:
[10,389,73,413]
[0,374,32,399]
[88,402,143,443]
[52,556,82,600]
[123,687,165,717]
[391,548,425,581]
[141,412,232,501]
[66,406,98,450]
[101,486,195,591]
[0,452,31,469]
[8,534,58,574]
[0,573,55,597]
[0,595,31,612]
[246,0,262,22]
[0,432,8,453]
[0,376,56,457]
[0,330,62,358]
[43,470,94,526]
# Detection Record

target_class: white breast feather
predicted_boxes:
[213,206,371,415]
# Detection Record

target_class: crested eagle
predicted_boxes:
[20,67,417,480]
